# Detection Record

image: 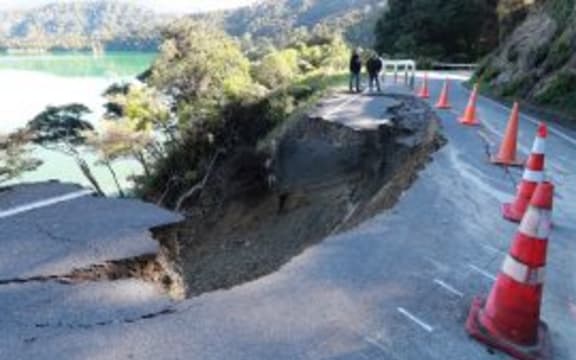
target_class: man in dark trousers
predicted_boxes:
[349,49,362,93]
[366,53,383,93]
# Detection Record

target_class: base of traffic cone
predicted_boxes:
[459,117,480,126]
[466,297,552,360]
[436,103,451,110]
[490,155,524,167]
[502,202,523,223]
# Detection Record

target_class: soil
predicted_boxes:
[152,95,443,299]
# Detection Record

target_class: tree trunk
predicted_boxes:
[75,156,105,196]
[134,151,151,177]
[104,161,125,198]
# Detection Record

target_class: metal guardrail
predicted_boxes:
[431,62,478,71]
[382,59,417,89]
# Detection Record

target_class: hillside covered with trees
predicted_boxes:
[374,0,499,62]
[0,1,169,51]
[195,0,387,50]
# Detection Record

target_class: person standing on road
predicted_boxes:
[349,49,362,93]
[366,53,383,93]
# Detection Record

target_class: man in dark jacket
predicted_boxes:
[349,50,362,93]
[366,53,383,93]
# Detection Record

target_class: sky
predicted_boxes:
[0,0,259,13]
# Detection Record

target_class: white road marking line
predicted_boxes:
[363,336,403,360]
[0,190,94,220]
[433,279,464,298]
[364,336,389,353]
[457,83,576,147]
[397,307,434,333]
[468,264,497,281]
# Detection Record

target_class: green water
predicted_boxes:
[0,52,157,195]
[0,52,156,78]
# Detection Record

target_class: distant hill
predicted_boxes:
[196,0,388,47]
[0,1,170,52]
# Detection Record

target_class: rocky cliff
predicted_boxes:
[476,0,576,117]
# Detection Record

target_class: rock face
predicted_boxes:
[476,0,576,116]
[152,95,443,299]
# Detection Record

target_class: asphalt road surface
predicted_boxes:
[1,74,575,360]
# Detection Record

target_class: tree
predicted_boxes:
[27,104,105,196]
[374,0,498,61]
[253,49,300,89]
[85,121,155,197]
[102,83,173,175]
[0,130,42,184]
[150,19,258,120]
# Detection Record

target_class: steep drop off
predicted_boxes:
[151,95,442,299]
[476,0,576,117]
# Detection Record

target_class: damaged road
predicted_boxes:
[3,77,574,360]
[152,91,442,298]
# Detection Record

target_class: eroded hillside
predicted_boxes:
[476,0,576,116]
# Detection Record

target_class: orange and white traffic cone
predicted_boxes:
[417,73,430,99]
[491,102,523,167]
[435,78,451,109]
[467,181,554,360]
[503,123,548,222]
[459,84,480,126]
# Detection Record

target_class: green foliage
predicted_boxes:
[27,103,105,195]
[498,75,534,97]
[253,49,300,89]
[0,130,42,184]
[0,1,165,51]
[138,71,338,205]
[296,35,350,71]
[150,19,258,118]
[545,0,575,27]
[375,0,498,61]
[535,71,576,106]
[545,34,573,71]
[27,104,94,147]
[107,84,170,131]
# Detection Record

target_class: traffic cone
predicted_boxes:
[435,78,451,109]
[459,84,480,126]
[466,182,554,360]
[491,102,524,167]
[503,123,548,222]
[417,73,430,99]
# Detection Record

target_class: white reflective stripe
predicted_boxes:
[523,169,544,182]
[519,207,552,239]
[502,255,545,285]
[532,137,546,154]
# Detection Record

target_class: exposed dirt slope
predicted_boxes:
[152,95,442,299]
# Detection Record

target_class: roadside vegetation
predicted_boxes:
[474,0,576,119]
[2,18,349,201]
[138,19,349,207]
